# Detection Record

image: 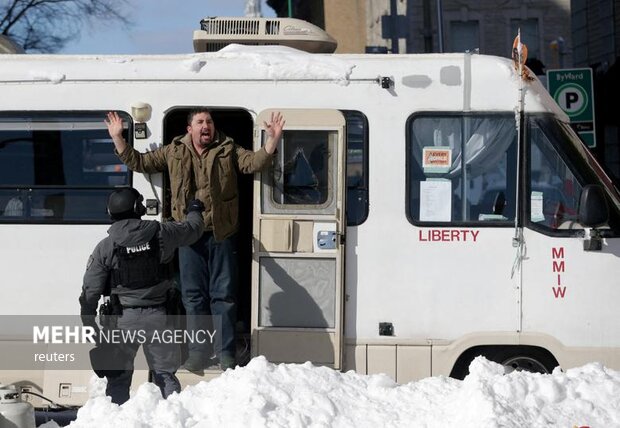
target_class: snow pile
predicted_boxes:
[28,71,65,84]
[182,58,206,73]
[41,356,620,427]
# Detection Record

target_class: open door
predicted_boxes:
[251,109,346,368]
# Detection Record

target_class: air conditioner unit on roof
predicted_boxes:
[193,17,337,54]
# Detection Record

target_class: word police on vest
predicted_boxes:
[126,242,151,253]
[33,325,216,344]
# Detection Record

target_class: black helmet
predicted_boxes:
[107,187,146,220]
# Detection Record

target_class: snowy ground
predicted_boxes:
[39,356,619,428]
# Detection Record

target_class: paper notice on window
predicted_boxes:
[422,147,452,174]
[420,180,452,222]
[531,191,545,222]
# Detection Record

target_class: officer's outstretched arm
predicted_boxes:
[159,203,204,251]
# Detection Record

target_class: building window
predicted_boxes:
[449,20,479,53]
[0,112,131,223]
[510,18,540,60]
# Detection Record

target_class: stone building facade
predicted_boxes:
[273,1,572,72]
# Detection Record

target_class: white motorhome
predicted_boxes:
[0,17,618,409]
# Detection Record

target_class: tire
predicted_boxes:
[449,345,559,380]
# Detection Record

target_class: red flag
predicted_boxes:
[512,30,534,81]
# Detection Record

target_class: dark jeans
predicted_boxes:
[179,231,238,361]
[106,307,181,404]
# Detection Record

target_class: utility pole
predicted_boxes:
[422,0,433,52]
[390,0,399,53]
[436,0,444,52]
[244,0,262,17]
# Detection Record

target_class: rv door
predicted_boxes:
[251,109,346,368]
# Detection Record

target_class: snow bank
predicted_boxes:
[41,356,620,428]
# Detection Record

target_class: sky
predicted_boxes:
[35,355,619,428]
[60,0,276,55]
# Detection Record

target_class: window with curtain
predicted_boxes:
[449,20,479,53]
[407,114,518,224]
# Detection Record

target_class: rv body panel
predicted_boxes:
[0,49,618,404]
[521,230,620,347]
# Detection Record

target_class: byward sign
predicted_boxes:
[547,68,596,148]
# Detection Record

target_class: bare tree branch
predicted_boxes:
[0,0,131,52]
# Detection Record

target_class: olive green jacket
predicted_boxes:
[117,131,273,241]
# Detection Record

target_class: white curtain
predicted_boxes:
[411,116,516,178]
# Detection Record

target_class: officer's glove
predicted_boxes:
[186,199,205,214]
[79,295,101,342]
[89,342,127,379]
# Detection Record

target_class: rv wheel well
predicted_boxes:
[449,345,559,380]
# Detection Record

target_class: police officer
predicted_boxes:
[79,187,205,404]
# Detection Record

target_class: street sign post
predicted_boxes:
[547,68,596,148]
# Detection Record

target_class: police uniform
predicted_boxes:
[80,189,204,404]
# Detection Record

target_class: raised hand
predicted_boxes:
[104,111,128,154]
[104,111,124,140]
[263,111,285,154]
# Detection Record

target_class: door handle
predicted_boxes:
[317,230,337,250]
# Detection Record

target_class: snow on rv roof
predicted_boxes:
[0,47,564,117]
[211,44,354,84]
[0,44,355,85]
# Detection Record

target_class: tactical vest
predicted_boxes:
[111,232,172,290]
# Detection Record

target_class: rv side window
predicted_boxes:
[0,112,132,223]
[261,110,367,220]
[263,125,339,216]
[407,114,517,224]
[344,110,368,226]
[271,130,332,206]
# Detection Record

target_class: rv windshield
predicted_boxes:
[527,115,620,235]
